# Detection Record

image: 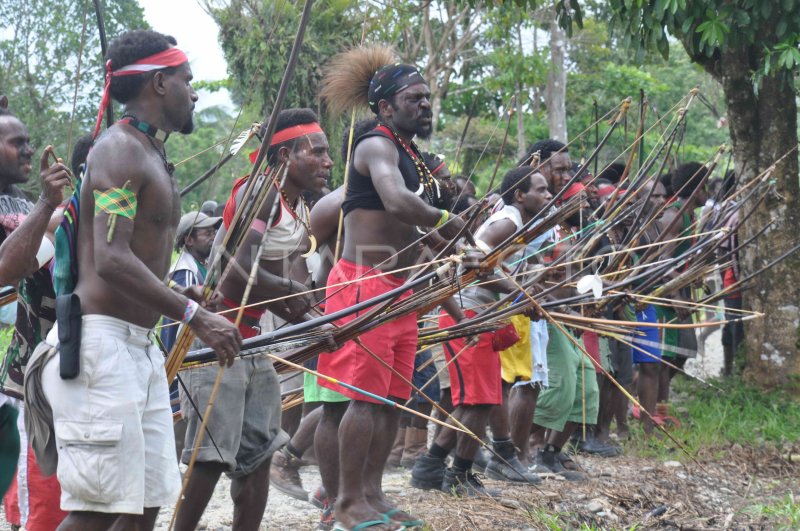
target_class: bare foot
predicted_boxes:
[367,494,421,526]
[336,498,395,531]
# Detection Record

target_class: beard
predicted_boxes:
[415,121,433,140]
[179,115,195,135]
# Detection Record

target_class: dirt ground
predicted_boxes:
[4,326,797,530]
[143,442,796,530]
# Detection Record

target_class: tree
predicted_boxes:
[545,8,568,142]
[606,0,800,387]
[0,0,148,193]
[167,105,258,208]
[378,0,485,133]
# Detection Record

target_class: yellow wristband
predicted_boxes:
[434,209,450,229]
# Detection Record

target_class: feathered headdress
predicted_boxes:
[319,46,398,117]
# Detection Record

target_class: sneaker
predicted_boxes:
[309,485,328,509]
[441,468,496,497]
[556,452,588,481]
[270,447,309,501]
[410,454,446,490]
[529,448,586,481]
[472,447,490,473]
[486,454,542,484]
[578,436,622,457]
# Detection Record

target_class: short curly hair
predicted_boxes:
[671,162,708,199]
[107,30,179,104]
[500,166,537,204]
[519,139,567,166]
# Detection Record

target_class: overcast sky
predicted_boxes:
[139,0,233,111]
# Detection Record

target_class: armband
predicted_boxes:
[94,181,137,243]
[181,299,199,324]
[434,209,450,229]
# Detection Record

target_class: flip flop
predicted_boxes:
[333,514,404,531]
[383,508,424,528]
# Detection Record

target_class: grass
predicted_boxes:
[0,326,13,357]
[626,375,800,460]
[745,493,800,530]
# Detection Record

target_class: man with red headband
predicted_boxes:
[35,30,241,529]
[317,47,466,531]
[174,108,332,530]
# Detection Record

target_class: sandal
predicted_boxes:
[384,508,424,529]
[333,514,404,531]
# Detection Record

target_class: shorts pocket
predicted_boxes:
[54,420,124,503]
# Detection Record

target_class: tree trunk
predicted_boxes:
[516,83,526,160]
[714,46,800,387]
[545,15,567,143]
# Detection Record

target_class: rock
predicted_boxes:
[663,460,682,468]
[499,498,523,510]
[586,499,605,513]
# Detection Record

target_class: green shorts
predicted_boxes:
[655,305,679,359]
[0,402,20,498]
[303,373,348,403]
[533,324,599,432]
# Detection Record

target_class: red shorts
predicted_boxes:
[582,331,602,374]
[316,259,417,403]
[3,444,66,530]
[220,302,262,340]
[440,310,501,406]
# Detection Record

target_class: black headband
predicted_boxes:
[368,63,425,113]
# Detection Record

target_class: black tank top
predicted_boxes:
[342,126,438,216]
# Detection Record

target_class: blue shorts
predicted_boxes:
[632,304,661,364]
[412,349,441,404]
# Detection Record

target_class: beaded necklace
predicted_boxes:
[379,121,439,205]
[278,186,317,258]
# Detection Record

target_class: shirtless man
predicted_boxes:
[317,50,465,530]
[39,30,241,530]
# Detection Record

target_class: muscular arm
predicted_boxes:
[309,188,344,303]
[0,149,70,285]
[355,137,444,226]
[87,137,189,323]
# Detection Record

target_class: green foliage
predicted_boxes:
[459,0,584,37]
[206,0,362,114]
[567,36,728,172]
[745,493,800,530]
[0,0,148,195]
[628,376,800,460]
[168,105,261,208]
[205,0,367,185]
[604,0,800,84]
[0,327,13,359]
